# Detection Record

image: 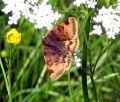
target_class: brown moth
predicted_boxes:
[42,17,79,80]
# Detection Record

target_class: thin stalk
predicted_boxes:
[88,24,98,101]
[90,75,98,101]
[0,58,12,102]
[8,44,12,101]
[92,40,111,74]
[35,64,47,88]
[81,14,90,102]
[68,69,73,102]
[82,37,89,102]
[88,48,98,101]
[92,52,103,74]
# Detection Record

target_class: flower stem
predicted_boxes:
[90,75,98,101]
[0,58,12,102]
[89,49,98,101]
[81,14,90,102]
[68,69,73,102]
[8,44,12,101]
[82,38,89,102]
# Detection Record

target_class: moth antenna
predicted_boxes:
[37,33,43,40]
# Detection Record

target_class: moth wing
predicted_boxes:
[42,17,79,80]
[43,46,71,80]
[64,37,79,51]
[47,17,78,41]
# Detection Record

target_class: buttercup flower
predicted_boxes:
[6,28,21,45]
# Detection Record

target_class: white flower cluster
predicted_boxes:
[2,0,61,30]
[73,53,81,67]
[73,0,97,8]
[93,5,120,39]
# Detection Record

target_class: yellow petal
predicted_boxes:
[6,28,21,45]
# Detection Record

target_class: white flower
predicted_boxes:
[2,0,61,30]
[73,0,86,7]
[20,2,32,19]
[73,53,81,67]
[73,0,97,9]
[27,0,38,5]
[87,0,97,9]
[118,0,120,3]
[106,30,116,39]
[93,5,120,39]
[92,25,102,35]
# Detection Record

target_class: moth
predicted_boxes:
[42,17,79,80]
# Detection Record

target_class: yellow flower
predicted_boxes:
[6,28,21,45]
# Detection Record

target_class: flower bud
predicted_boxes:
[1,50,8,58]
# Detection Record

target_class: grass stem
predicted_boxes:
[0,58,12,102]
[68,69,73,102]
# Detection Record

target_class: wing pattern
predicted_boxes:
[42,17,79,80]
